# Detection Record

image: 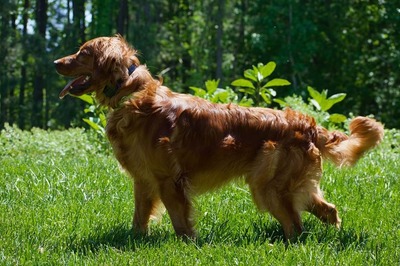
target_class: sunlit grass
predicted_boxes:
[1,125,399,265]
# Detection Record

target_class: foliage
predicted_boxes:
[73,94,111,149]
[275,86,347,128]
[190,79,238,104]
[190,62,346,129]
[277,95,343,130]
[1,127,399,264]
[1,1,399,129]
[231,62,291,106]
[307,86,346,113]
[190,79,253,106]
[76,94,107,136]
[0,123,99,158]
[78,60,346,136]
[190,62,291,108]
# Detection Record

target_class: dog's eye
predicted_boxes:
[77,50,91,62]
[80,50,91,56]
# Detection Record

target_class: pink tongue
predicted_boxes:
[59,76,87,99]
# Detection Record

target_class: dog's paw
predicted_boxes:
[326,204,341,229]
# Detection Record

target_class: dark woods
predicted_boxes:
[1,1,399,129]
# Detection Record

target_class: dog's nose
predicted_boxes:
[54,59,65,73]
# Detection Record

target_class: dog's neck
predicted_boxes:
[98,64,160,109]
[103,64,137,98]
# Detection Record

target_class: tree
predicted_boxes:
[215,0,225,80]
[31,0,48,128]
[18,0,30,129]
[117,0,129,36]
[91,0,116,37]
[72,0,85,43]
[0,0,399,129]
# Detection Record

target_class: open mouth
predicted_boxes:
[59,75,92,99]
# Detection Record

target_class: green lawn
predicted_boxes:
[1,124,399,265]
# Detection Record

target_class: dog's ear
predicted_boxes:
[130,55,140,66]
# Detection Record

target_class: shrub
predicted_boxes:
[77,61,348,135]
[230,62,291,106]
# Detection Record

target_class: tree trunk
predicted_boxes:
[215,0,225,81]
[72,0,85,44]
[8,7,18,125]
[0,3,12,127]
[287,1,299,91]
[32,0,48,128]
[117,0,128,36]
[233,0,246,77]
[19,0,30,129]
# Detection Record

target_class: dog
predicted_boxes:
[54,35,384,240]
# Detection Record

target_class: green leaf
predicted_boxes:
[321,93,347,111]
[205,79,219,94]
[212,89,230,103]
[273,98,287,107]
[83,118,101,131]
[329,113,347,123]
[84,105,96,113]
[257,71,263,82]
[264,78,291,88]
[307,86,323,103]
[307,86,346,111]
[231,79,255,89]
[260,90,271,104]
[252,65,259,74]
[238,96,254,107]
[189,86,207,97]
[260,87,276,97]
[244,69,257,82]
[321,89,328,99]
[99,113,107,127]
[268,88,277,97]
[328,93,346,102]
[260,62,276,78]
[238,87,256,95]
[75,94,94,105]
[310,98,321,111]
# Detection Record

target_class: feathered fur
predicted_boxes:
[54,35,384,240]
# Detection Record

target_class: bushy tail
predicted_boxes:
[317,117,384,167]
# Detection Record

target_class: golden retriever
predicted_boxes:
[54,35,384,240]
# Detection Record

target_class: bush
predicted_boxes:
[78,61,349,136]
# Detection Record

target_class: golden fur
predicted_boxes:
[54,35,384,240]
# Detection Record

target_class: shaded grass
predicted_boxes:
[1,124,399,265]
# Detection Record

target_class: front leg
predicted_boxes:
[158,176,196,238]
[133,180,161,235]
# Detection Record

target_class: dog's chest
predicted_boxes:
[106,110,177,176]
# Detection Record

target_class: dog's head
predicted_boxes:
[54,35,140,101]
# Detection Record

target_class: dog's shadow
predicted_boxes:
[67,221,369,255]
[67,224,173,254]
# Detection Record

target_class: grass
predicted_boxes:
[1,124,399,265]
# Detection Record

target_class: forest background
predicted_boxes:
[1,0,399,130]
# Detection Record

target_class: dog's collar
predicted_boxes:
[127,64,136,75]
[103,64,137,98]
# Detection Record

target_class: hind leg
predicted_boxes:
[249,183,304,240]
[269,198,304,240]
[308,193,341,228]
